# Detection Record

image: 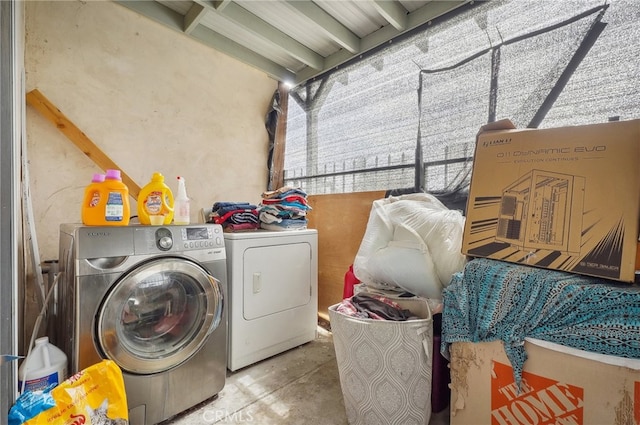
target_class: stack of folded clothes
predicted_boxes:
[208,201,259,231]
[258,186,311,231]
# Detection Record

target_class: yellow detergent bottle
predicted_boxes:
[81,172,106,225]
[137,172,174,225]
[103,169,131,226]
[81,169,130,226]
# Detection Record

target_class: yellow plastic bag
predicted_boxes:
[22,359,128,425]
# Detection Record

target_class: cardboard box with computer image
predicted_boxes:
[462,119,640,282]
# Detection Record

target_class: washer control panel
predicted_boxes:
[179,226,222,249]
[135,224,225,254]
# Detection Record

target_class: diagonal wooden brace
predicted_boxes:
[26,88,141,200]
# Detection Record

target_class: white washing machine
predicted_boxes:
[56,223,227,425]
[224,229,318,371]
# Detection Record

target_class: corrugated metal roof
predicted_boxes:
[116,0,472,86]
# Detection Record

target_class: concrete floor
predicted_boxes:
[165,326,450,425]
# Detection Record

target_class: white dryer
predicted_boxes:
[224,229,318,371]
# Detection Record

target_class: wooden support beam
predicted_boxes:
[26,89,141,200]
[184,3,206,34]
[269,81,289,191]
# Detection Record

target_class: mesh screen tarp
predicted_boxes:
[285,0,640,196]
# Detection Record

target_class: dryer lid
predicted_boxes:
[97,257,223,374]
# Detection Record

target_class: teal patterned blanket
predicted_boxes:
[441,258,640,388]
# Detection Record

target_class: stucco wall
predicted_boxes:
[25,0,276,262]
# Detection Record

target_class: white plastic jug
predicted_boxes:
[18,336,67,393]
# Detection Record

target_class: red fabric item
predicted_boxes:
[343,264,361,299]
[212,209,258,224]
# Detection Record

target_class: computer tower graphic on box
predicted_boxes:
[495,170,585,255]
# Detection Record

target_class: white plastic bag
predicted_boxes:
[353,193,466,299]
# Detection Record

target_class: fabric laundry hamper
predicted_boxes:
[329,297,433,425]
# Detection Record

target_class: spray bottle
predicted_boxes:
[174,176,190,225]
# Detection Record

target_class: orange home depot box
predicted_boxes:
[449,339,640,425]
[462,119,640,282]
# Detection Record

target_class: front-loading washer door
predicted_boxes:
[97,256,223,375]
